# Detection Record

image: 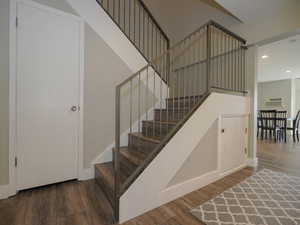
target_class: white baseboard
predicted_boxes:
[0,185,9,200]
[161,169,219,205]
[247,157,258,167]
[79,168,95,181]
[161,164,248,206]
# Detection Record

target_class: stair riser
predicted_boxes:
[154,110,189,121]
[119,154,138,178]
[142,123,175,138]
[95,169,115,208]
[167,97,201,108]
[129,134,158,152]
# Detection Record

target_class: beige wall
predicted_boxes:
[0,0,9,185]
[168,120,218,186]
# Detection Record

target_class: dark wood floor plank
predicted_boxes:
[0,167,257,225]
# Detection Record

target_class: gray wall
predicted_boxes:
[0,0,9,185]
[258,79,293,117]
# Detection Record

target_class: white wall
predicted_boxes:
[0,0,9,185]
[294,79,300,116]
[258,79,293,117]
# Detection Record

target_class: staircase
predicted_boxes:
[95,95,203,208]
[93,0,247,222]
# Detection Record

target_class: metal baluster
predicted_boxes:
[151,21,154,61]
[231,37,234,91]
[123,0,126,32]
[217,29,219,89]
[159,57,163,137]
[129,0,131,40]
[130,79,133,133]
[153,67,156,137]
[243,47,246,92]
[107,0,110,14]
[235,39,238,91]
[113,0,115,18]
[207,25,211,92]
[139,3,141,49]
[143,8,145,56]
[146,67,149,137]
[133,0,136,44]
[138,73,141,134]
[197,31,200,97]
[147,15,149,59]
[114,85,120,220]
[238,42,243,91]
[183,40,186,116]
[118,0,120,24]
[193,33,197,105]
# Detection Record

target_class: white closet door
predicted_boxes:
[17,2,81,190]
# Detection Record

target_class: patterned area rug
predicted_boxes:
[191,169,300,225]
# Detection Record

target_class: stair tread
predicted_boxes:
[95,162,115,188]
[166,95,202,101]
[143,120,177,125]
[129,132,161,143]
[155,108,191,111]
[119,146,148,166]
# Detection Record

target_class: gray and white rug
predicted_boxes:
[191,169,300,225]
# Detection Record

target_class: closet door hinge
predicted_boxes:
[15,157,18,167]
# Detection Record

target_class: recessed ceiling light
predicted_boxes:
[262,55,268,59]
[286,70,292,73]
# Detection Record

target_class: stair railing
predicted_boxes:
[96,0,170,65]
[114,20,247,220]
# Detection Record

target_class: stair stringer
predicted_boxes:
[119,92,250,223]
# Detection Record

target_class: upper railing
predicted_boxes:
[114,20,247,220]
[96,0,170,64]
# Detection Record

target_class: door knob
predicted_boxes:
[71,106,78,112]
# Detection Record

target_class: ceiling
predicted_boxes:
[142,0,238,43]
[214,0,300,23]
[258,34,300,82]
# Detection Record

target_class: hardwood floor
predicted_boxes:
[0,167,254,225]
[257,139,300,176]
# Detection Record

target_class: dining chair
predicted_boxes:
[257,110,262,138]
[287,110,300,142]
[260,110,277,141]
[275,111,287,142]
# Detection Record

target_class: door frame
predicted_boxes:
[9,0,85,196]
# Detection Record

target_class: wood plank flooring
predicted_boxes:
[0,167,254,225]
[257,139,300,176]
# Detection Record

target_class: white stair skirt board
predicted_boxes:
[119,93,250,223]
[0,185,9,200]
[66,0,145,72]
